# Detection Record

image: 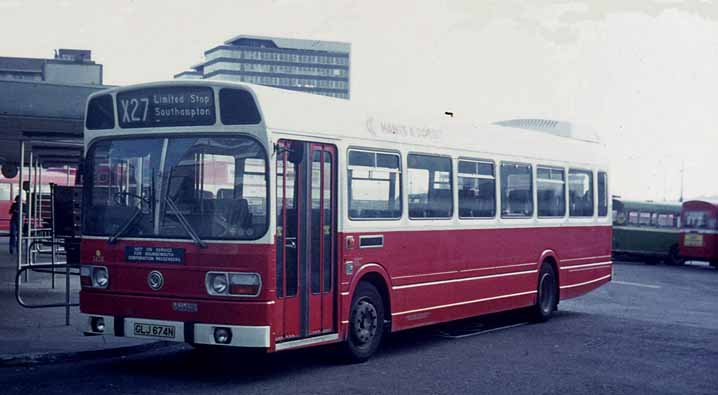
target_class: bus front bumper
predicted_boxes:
[85,315,271,348]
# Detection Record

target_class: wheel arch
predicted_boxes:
[538,249,560,304]
[346,263,392,333]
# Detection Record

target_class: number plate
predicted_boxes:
[684,234,704,247]
[133,323,176,339]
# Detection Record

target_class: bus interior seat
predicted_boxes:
[212,197,252,228]
[217,188,234,200]
[508,190,531,215]
[432,189,452,217]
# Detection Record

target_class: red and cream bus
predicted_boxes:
[80,81,611,361]
[680,199,718,268]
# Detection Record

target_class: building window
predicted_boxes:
[500,162,533,217]
[347,150,401,219]
[408,154,453,219]
[569,169,594,217]
[537,167,565,217]
[458,159,495,218]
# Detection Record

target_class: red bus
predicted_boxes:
[81,81,612,361]
[680,199,718,268]
[0,168,76,232]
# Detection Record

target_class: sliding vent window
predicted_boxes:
[458,160,495,218]
[537,167,565,217]
[347,150,401,219]
[500,162,533,217]
[408,154,453,219]
[569,169,594,217]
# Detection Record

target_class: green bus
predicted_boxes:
[612,198,683,265]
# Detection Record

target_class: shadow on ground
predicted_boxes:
[105,308,585,385]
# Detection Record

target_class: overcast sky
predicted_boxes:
[1,0,717,201]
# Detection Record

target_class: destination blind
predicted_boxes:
[117,86,216,128]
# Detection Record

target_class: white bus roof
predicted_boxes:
[247,83,607,168]
[86,80,608,169]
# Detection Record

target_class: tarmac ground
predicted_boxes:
[0,251,716,394]
[0,237,157,365]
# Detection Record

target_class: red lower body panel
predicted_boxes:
[80,291,273,327]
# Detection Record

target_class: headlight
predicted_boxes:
[206,272,229,295]
[206,272,261,297]
[91,316,105,333]
[213,327,232,344]
[93,267,109,288]
[81,266,109,289]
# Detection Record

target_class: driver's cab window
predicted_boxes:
[162,138,267,240]
[167,154,234,204]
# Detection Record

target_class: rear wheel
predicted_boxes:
[530,264,558,322]
[341,282,385,363]
[666,245,685,266]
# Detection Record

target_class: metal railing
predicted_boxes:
[15,264,79,325]
[14,152,80,326]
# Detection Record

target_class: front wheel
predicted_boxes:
[341,282,385,363]
[530,264,558,322]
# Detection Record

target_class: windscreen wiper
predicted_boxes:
[164,197,208,248]
[107,207,143,245]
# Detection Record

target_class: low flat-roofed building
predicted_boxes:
[0,49,102,85]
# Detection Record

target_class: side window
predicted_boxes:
[500,162,533,217]
[569,169,594,217]
[628,211,639,225]
[613,210,625,225]
[347,150,401,219]
[597,172,608,217]
[537,167,565,217]
[658,214,675,228]
[650,213,659,227]
[639,212,651,226]
[457,159,495,218]
[408,154,453,218]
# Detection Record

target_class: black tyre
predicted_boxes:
[666,245,685,266]
[341,282,384,363]
[530,264,558,322]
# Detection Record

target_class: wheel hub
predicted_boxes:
[353,300,378,345]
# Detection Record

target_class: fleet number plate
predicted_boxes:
[684,234,704,247]
[133,323,176,339]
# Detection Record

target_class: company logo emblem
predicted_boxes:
[148,271,164,291]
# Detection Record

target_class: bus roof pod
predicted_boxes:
[493,118,601,144]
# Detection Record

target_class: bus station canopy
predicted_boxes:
[0,79,109,168]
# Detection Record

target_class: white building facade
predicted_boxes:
[175,35,350,99]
